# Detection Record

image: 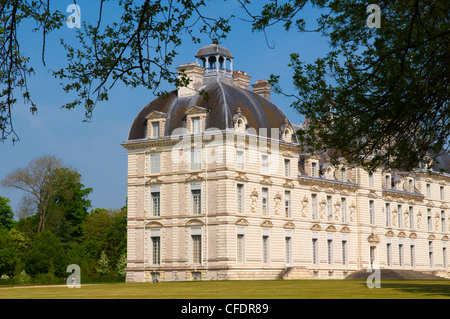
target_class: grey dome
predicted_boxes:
[127,82,294,141]
[195,44,233,59]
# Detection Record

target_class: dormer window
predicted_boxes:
[340,167,346,182]
[233,107,247,133]
[280,118,294,143]
[192,117,201,134]
[186,105,208,134]
[145,111,168,140]
[311,161,318,178]
[152,122,160,138]
[384,174,391,189]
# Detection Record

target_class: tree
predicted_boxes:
[1,155,91,235]
[1,0,231,142]
[24,230,66,277]
[1,155,62,233]
[46,167,92,243]
[0,196,14,230]
[244,0,449,171]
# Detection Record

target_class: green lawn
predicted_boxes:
[0,279,449,299]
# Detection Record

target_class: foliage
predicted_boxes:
[1,155,92,237]
[245,0,450,171]
[46,167,92,243]
[96,251,110,277]
[24,231,67,277]
[0,196,14,230]
[0,154,125,284]
[1,0,232,142]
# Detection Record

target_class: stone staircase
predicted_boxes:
[345,269,450,280]
[277,266,315,280]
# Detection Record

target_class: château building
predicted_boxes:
[122,44,450,282]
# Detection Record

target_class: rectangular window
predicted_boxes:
[285,191,291,218]
[410,244,415,267]
[191,189,201,215]
[342,240,348,266]
[368,172,374,189]
[284,159,291,177]
[409,179,414,192]
[385,175,390,188]
[369,200,375,225]
[385,203,391,227]
[150,153,161,174]
[387,243,392,266]
[341,168,346,182]
[341,198,347,223]
[426,183,431,198]
[370,246,376,268]
[151,236,161,265]
[191,148,201,171]
[151,192,160,217]
[237,184,244,214]
[311,162,317,178]
[311,194,318,220]
[398,205,403,228]
[285,237,292,265]
[236,149,244,170]
[409,206,414,229]
[327,196,333,222]
[327,239,333,265]
[441,186,445,201]
[261,154,269,174]
[441,210,446,233]
[312,238,319,265]
[262,235,270,264]
[428,208,432,231]
[192,117,201,134]
[262,188,269,216]
[399,244,404,267]
[429,241,434,268]
[443,246,448,269]
[192,235,202,264]
[152,121,160,138]
[237,234,245,264]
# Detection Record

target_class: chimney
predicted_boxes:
[252,80,271,100]
[176,62,205,97]
[232,70,251,90]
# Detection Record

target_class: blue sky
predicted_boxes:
[0,1,328,217]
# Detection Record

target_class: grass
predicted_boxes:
[0,279,449,299]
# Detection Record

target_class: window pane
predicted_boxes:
[192,235,202,264]
[152,122,160,138]
[237,184,244,214]
[236,150,244,170]
[262,188,268,216]
[285,191,291,218]
[192,190,201,215]
[192,117,201,134]
[191,148,201,170]
[150,153,161,174]
[152,237,160,264]
[152,192,160,216]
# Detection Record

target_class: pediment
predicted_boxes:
[236,218,249,226]
[261,220,273,227]
[145,110,169,119]
[186,219,204,226]
[186,105,208,115]
[146,221,163,228]
[284,222,296,229]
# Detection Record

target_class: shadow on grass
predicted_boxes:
[363,281,450,298]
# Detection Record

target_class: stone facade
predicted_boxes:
[122,45,450,282]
